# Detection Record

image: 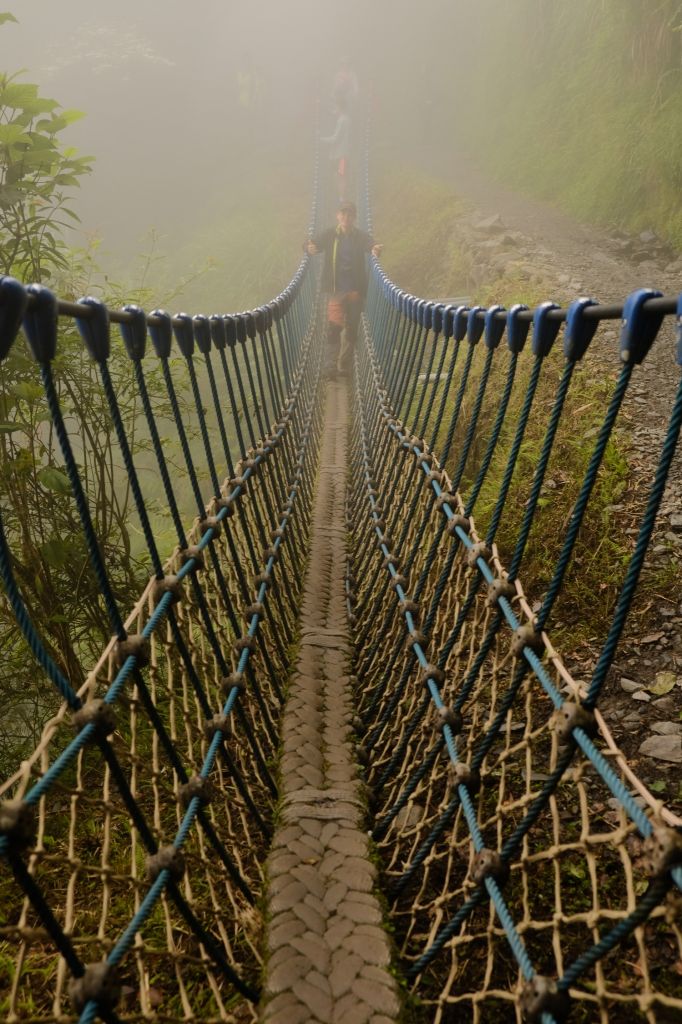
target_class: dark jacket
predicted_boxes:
[310,226,375,297]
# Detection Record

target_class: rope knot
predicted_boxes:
[68,963,121,1015]
[0,799,36,851]
[72,699,116,740]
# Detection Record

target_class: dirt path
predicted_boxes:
[436,152,682,797]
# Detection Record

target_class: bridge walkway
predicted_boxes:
[261,377,399,1024]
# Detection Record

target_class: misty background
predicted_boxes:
[4,0,437,304]
[3,1,682,308]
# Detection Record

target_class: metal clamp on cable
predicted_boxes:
[467,306,485,345]
[448,761,481,794]
[149,309,172,358]
[68,963,121,1015]
[563,297,600,361]
[192,313,211,354]
[519,976,569,1023]
[620,288,665,364]
[531,301,562,359]
[229,474,247,492]
[172,312,194,358]
[22,284,59,364]
[146,845,186,884]
[179,544,204,573]
[152,574,183,607]
[179,774,213,809]
[114,633,150,668]
[553,701,597,745]
[204,713,232,739]
[511,623,544,658]
[641,825,682,878]
[0,276,28,359]
[390,573,409,591]
[466,541,491,569]
[486,577,516,608]
[0,799,36,850]
[452,304,470,342]
[471,848,509,886]
[72,699,116,740]
[506,303,530,354]
[120,304,147,361]
[484,305,506,350]
[426,468,445,486]
[209,313,226,350]
[432,302,445,336]
[75,297,110,363]
[254,569,272,587]
[432,705,462,735]
[263,544,279,563]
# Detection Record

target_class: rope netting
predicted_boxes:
[0,152,326,1017]
[346,177,682,1020]
[2,107,682,1024]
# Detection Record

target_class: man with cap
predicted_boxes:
[306,200,382,376]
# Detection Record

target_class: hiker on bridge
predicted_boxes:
[306,200,382,376]
[321,98,352,203]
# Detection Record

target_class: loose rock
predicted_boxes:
[639,734,682,763]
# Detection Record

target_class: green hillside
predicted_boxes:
[437,1,682,247]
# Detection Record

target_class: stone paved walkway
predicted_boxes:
[261,379,400,1024]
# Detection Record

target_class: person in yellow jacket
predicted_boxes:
[306,200,382,376]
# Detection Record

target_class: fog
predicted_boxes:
[4,1,472,271]
[5,2,667,305]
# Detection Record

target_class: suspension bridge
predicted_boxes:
[1,132,682,1024]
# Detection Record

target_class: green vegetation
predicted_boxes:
[372,169,470,298]
[0,17,92,282]
[374,165,637,649]
[446,0,682,247]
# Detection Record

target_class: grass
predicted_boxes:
[442,0,682,251]
[374,167,471,300]
[373,163,638,649]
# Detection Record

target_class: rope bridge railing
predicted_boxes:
[0,153,325,1018]
[347,161,682,1019]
